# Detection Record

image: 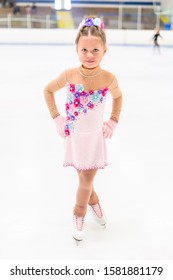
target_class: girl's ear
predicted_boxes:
[103,47,107,55]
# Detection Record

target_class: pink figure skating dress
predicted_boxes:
[44,65,122,171]
[63,82,108,170]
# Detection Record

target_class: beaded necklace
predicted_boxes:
[78,69,102,78]
[78,67,102,91]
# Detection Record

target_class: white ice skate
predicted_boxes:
[89,203,107,227]
[72,215,84,245]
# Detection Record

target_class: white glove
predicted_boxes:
[54,115,66,138]
[102,119,117,139]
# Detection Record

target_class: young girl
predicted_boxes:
[44,16,122,244]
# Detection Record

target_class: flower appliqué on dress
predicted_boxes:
[64,83,108,136]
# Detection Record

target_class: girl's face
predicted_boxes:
[76,36,107,69]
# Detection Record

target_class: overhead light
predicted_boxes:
[55,0,71,10]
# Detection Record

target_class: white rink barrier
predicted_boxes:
[0,28,173,46]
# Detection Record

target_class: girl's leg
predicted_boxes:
[73,169,98,217]
[88,186,99,205]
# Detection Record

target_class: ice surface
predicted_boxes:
[0,44,173,260]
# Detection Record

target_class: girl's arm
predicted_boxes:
[44,71,67,119]
[110,96,122,123]
[109,76,122,123]
[102,76,122,139]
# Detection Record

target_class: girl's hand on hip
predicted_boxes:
[102,119,117,139]
[54,115,66,138]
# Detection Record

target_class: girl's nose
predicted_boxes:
[87,51,93,58]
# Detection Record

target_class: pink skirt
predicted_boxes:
[63,128,108,170]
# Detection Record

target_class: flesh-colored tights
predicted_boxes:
[73,169,99,217]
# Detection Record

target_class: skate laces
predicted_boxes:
[91,203,103,218]
[74,216,84,231]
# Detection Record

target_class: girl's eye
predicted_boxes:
[93,49,99,52]
[82,48,87,52]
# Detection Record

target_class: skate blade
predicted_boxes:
[73,237,83,246]
[100,223,106,229]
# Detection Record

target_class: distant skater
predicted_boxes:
[152,28,162,54]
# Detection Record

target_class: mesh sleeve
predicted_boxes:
[109,76,122,123]
[44,71,67,118]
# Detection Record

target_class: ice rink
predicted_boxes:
[0,42,173,260]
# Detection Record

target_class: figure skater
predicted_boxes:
[153,27,162,54]
[44,16,122,244]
